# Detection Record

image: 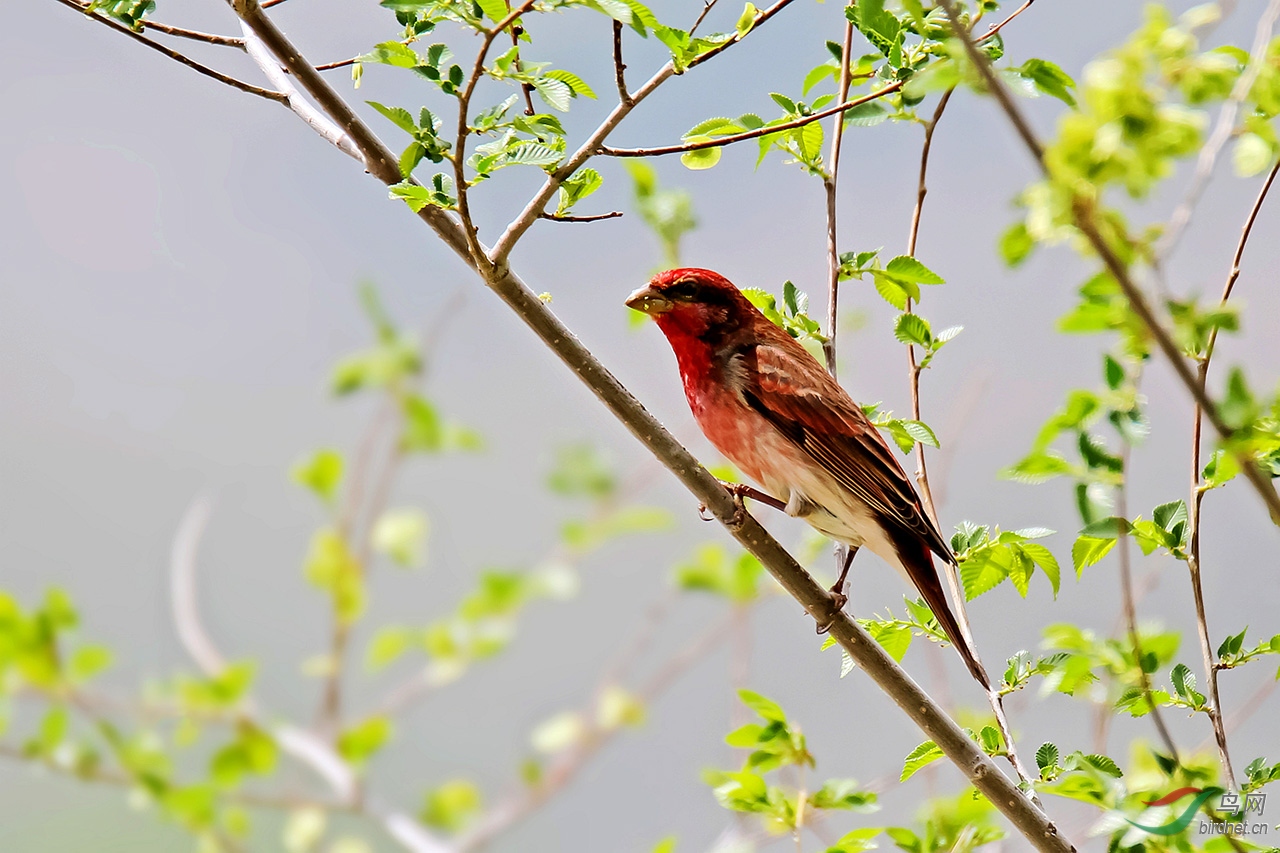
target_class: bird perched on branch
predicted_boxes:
[627,268,988,688]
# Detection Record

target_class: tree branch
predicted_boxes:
[601,83,904,159]
[1184,157,1280,790]
[143,20,246,47]
[897,84,1039,798]
[1116,446,1182,764]
[612,20,632,106]
[539,210,623,222]
[240,25,364,161]
[820,16,856,379]
[937,0,1280,527]
[53,0,286,102]
[215,4,1072,847]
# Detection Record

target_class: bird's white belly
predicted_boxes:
[709,411,910,584]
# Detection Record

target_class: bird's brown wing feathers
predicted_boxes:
[739,339,989,687]
[740,340,953,563]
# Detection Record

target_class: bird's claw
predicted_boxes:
[815,587,849,635]
[697,487,748,528]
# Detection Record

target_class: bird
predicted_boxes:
[626,267,989,688]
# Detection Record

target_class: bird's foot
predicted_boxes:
[815,585,849,635]
[720,481,788,513]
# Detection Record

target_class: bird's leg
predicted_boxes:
[830,545,857,608]
[697,481,787,522]
[816,546,859,634]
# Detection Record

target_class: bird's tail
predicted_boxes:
[894,533,990,690]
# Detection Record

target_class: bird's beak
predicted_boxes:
[625,285,674,315]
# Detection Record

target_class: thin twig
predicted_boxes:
[602,83,905,158]
[689,0,720,37]
[143,20,246,47]
[687,0,792,69]
[54,0,285,102]
[1116,444,1182,764]
[539,210,623,222]
[937,0,1280,527]
[225,5,1073,847]
[818,11,856,627]
[1157,0,1280,262]
[453,0,542,270]
[1184,158,1280,790]
[978,0,1037,43]
[612,20,632,105]
[316,55,361,71]
[820,16,855,379]
[905,87,952,522]
[895,82,1038,797]
[171,498,231,678]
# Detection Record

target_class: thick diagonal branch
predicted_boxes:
[225,2,1071,847]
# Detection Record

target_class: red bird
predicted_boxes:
[627,268,988,687]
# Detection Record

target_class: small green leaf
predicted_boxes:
[366,101,417,134]
[884,255,945,285]
[900,740,943,781]
[371,509,430,568]
[680,145,722,170]
[291,449,344,504]
[893,313,932,348]
[337,717,393,765]
[1036,742,1059,772]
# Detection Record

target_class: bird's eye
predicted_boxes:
[666,279,700,301]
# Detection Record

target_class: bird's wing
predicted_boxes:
[740,340,954,563]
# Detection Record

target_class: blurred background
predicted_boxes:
[2,0,1279,849]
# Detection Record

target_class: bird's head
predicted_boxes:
[625,268,752,341]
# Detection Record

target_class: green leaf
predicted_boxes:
[421,780,482,833]
[532,78,573,112]
[843,102,889,127]
[371,509,430,568]
[900,740,943,781]
[291,449,344,504]
[1017,58,1077,106]
[999,221,1035,267]
[680,145,722,170]
[871,271,913,310]
[544,69,597,99]
[69,645,113,682]
[366,626,413,671]
[505,143,562,168]
[1234,132,1274,177]
[361,41,420,69]
[474,0,508,22]
[893,313,932,348]
[1082,753,1123,777]
[735,2,758,37]
[337,717,393,765]
[366,101,417,134]
[884,255,945,284]
[1036,742,1059,772]
[1071,535,1116,577]
[737,689,786,723]
[900,420,939,449]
